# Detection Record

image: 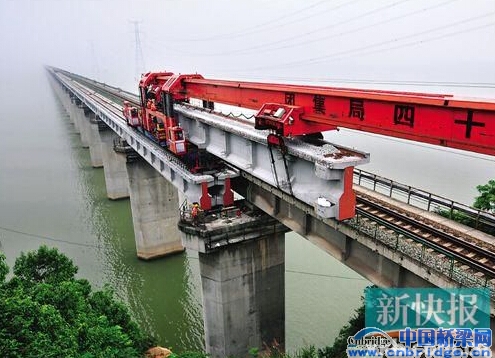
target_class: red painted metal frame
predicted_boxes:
[181,78,495,156]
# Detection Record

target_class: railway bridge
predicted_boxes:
[47,67,495,358]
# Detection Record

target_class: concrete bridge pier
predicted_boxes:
[180,215,287,358]
[67,97,79,128]
[98,129,130,200]
[126,159,184,259]
[76,106,92,148]
[86,112,103,168]
[57,88,72,119]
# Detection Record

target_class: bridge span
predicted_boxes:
[46,67,495,358]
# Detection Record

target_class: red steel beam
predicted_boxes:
[183,78,495,156]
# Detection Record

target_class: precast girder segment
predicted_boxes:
[49,70,238,209]
[175,104,370,220]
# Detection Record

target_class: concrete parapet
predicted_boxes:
[127,159,184,259]
[180,214,288,358]
[98,130,130,200]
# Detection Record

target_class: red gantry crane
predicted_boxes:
[125,72,495,157]
[185,77,495,156]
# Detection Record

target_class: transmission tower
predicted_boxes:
[89,41,100,80]
[130,20,146,82]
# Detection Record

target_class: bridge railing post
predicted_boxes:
[427,193,432,211]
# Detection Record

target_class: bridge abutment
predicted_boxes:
[126,159,184,259]
[98,130,130,199]
[179,214,287,358]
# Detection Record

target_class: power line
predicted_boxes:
[286,269,367,281]
[237,12,495,72]
[203,74,495,89]
[206,0,412,56]
[151,0,410,57]
[184,258,367,280]
[0,225,103,249]
[89,41,101,80]
[219,0,460,57]
[215,0,364,41]
[335,128,495,163]
[163,0,335,42]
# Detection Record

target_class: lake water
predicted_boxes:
[0,68,493,353]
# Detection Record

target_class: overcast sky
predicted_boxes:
[1,0,494,93]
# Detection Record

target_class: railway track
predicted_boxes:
[60,70,495,283]
[356,195,495,279]
[59,72,193,174]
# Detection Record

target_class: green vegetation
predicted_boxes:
[0,246,155,357]
[435,180,495,235]
[170,352,210,358]
[248,304,365,358]
[317,304,365,358]
[473,180,495,213]
[0,245,367,357]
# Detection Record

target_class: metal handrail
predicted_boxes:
[354,168,495,232]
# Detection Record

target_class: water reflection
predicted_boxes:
[54,89,206,350]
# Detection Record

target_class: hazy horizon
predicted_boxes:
[1,0,494,95]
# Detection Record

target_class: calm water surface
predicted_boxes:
[0,69,493,353]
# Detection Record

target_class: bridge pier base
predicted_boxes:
[126,159,184,259]
[180,216,286,358]
[99,130,130,200]
[87,112,103,168]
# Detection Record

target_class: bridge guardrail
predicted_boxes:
[354,168,495,235]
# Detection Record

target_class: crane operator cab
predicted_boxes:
[168,127,187,155]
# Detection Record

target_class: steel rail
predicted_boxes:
[356,197,495,278]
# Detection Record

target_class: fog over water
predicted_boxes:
[1,0,494,352]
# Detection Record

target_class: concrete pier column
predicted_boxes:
[200,234,285,358]
[76,107,91,148]
[126,159,184,259]
[68,100,79,128]
[98,130,130,199]
[182,216,287,358]
[87,112,103,168]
